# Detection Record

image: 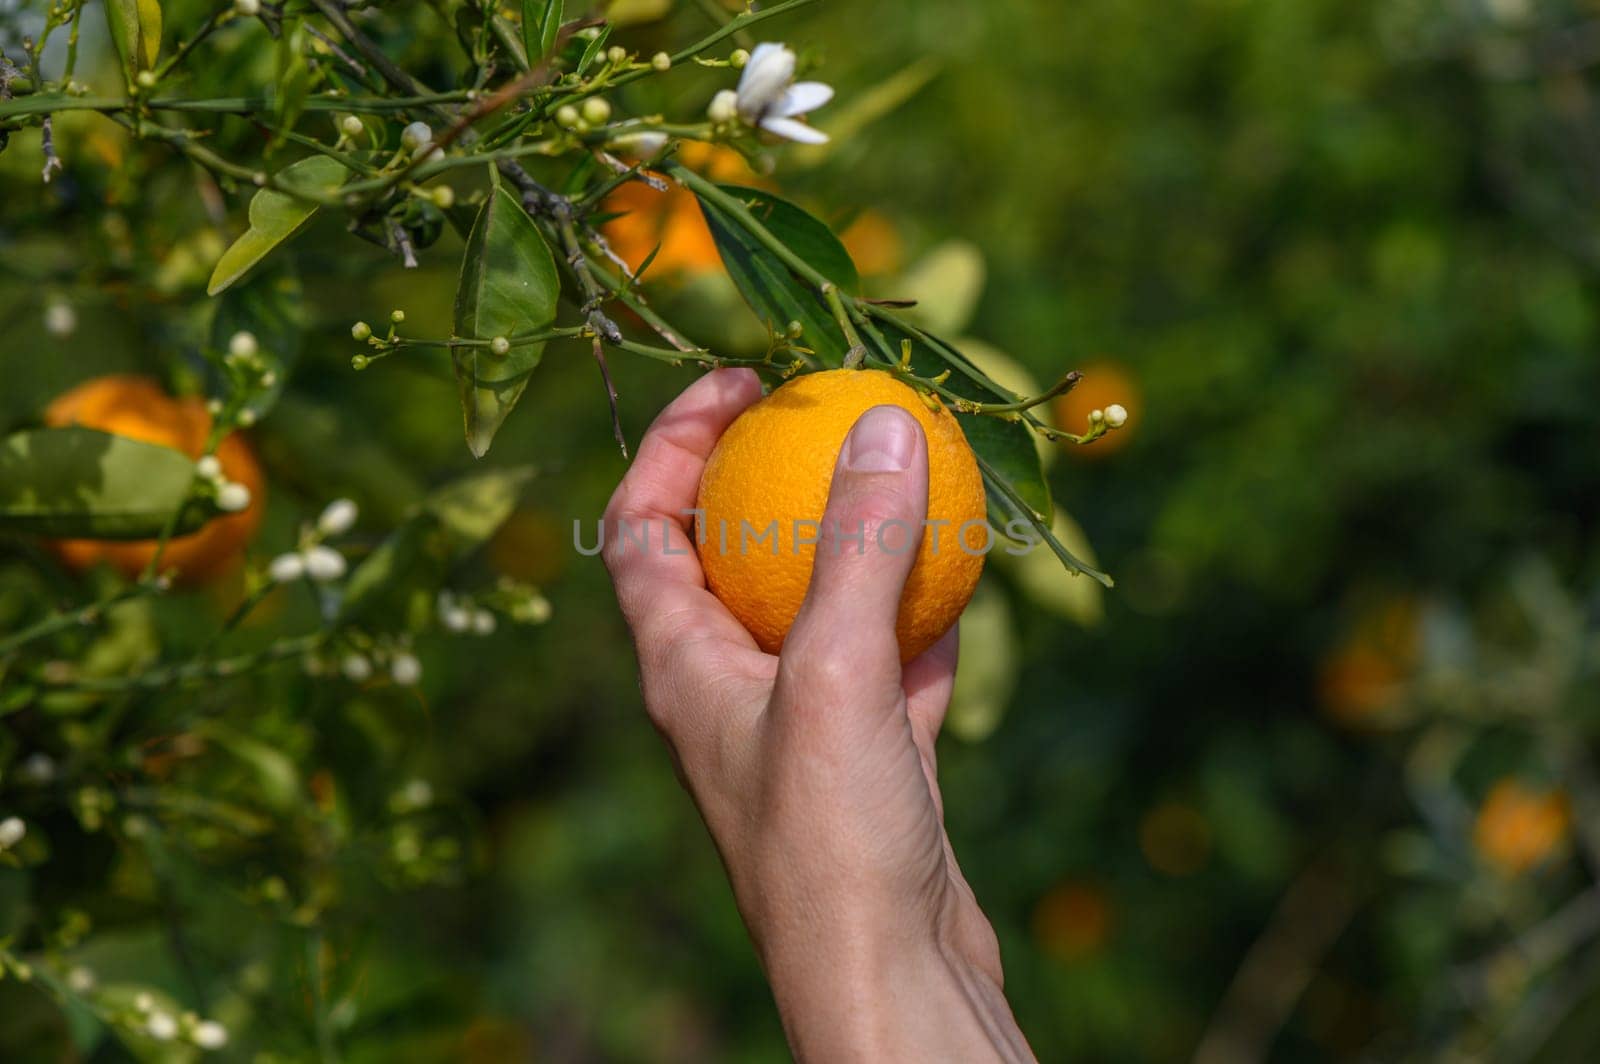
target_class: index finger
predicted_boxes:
[602,368,764,659]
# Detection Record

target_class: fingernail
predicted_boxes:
[845,406,917,472]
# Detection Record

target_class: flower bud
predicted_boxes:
[1103,403,1128,428]
[729,48,750,68]
[341,654,373,682]
[606,45,628,65]
[216,482,252,513]
[195,455,223,480]
[303,545,348,583]
[146,1012,178,1041]
[390,652,422,686]
[340,114,364,138]
[489,336,512,356]
[581,97,612,125]
[651,51,672,71]
[555,104,582,130]
[268,552,306,583]
[390,309,406,324]
[1088,408,1105,425]
[44,301,76,337]
[233,0,259,15]
[227,330,258,361]
[351,321,372,341]
[317,498,359,536]
[135,70,157,89]
[431,185,455,209]
[471,609,497,636]
[401,121,433,152]
[707,89,739,124]
[0,817,25,849]
[192,1021,228,1050]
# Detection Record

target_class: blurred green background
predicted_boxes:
[5,0,1600,1060]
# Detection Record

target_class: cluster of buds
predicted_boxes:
[305,637,422,687]
[267,498,358,584]
[120,991,229,1050]
[1088,403,1129,431]
[194,452,252,514]
[436,591,499,636]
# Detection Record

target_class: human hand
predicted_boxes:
[602,369,1036,1062]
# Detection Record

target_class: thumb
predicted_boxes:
[778,404,929,696]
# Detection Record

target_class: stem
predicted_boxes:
[0,581,160,658]
[823,283,868,368]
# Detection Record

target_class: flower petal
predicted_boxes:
[760,115,830,144]
[771,81,835,118]
[736,43,796,117]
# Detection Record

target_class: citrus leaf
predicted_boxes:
[0,428,211,540]
[273,21,311,144]
[695,184,860,365]
[208,155,350,296]
[105,0,162,80]
[451,185,560,457]
[427,465,536,547]
[523,0,562,62]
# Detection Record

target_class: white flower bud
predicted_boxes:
[441,606,472,633]
[268,552,306,583]
[216,482,252,513]
[729,48,750,68]
[317,498,359,537]
[146,1011,178,1041]
[341,654,372,682]
[471,609,497,636]
[555,104,582,130]
[707,89,739,124]
[610,131,667,156]
[401,121,433,151]
[192,1021,228,1049]
[302,546,348,583]
[1103,403,1128,428]
[606,45,628,65]
[340,115,364,138]
[389,652,422,686]
[196,455,222,480]
[351,321,372,341]
[489,336,511,357]
[227,331,258,360]
[0,817,25,849]
[651,51,672,71]
[44,301,76,337]
[396,778,433,809]
[20,753,55,783]
[235,408,257,428]
[66,966,95,993]
[233,0,259,15]
[431,185,455,209]
[581,97,612,125]
[134,993,154,1013]
[1087,408,1105,425]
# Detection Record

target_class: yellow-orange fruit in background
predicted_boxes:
[1032,881,1114,962]
[44,374,265,584]
[1053,360,1140,458]
[1474,780,1569,876]
[602,144,758,277]
[1317,597,1420,728]
[839,210,904,278]
[696,369,986,663]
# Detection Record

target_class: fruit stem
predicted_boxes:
[821,283,868,369]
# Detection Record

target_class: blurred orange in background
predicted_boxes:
[43,374,264,583]
[1317,597,1421,729]
[1053,360,1140,457]
[603,143,761,278]
[1474,780,1570,876]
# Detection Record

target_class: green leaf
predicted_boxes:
[273,20,311,145]
[524,0,563,62]
[210,264,304,421]
[427,465,536,547]
[576,24,611,74]
[197,723,301,812]
[695,184,860,365]
[105,0,162,80]
[0,428,212,540]
[451,184,560,457]
[208,155,349,296]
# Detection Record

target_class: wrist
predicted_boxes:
[758,914,1031,1063]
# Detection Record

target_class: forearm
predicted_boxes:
[758,918,1036,1063]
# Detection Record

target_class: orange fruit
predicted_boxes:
[1474,780,1569,876]
[839,210,904,278]
[696,369,987,662]
[1317,597,1420,728]
[603,144,760,278]
[1052,360,1140,458]
[43,374,265,583]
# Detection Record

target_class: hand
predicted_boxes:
[602,369,1036,1063]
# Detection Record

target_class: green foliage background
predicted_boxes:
[4,0,1600,1060]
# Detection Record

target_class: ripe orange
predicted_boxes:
[1052,360,1139,458]
[696,369,987,662]
[1317,597,1420,728]
[839,210,903,278]
[43,374,265,583]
